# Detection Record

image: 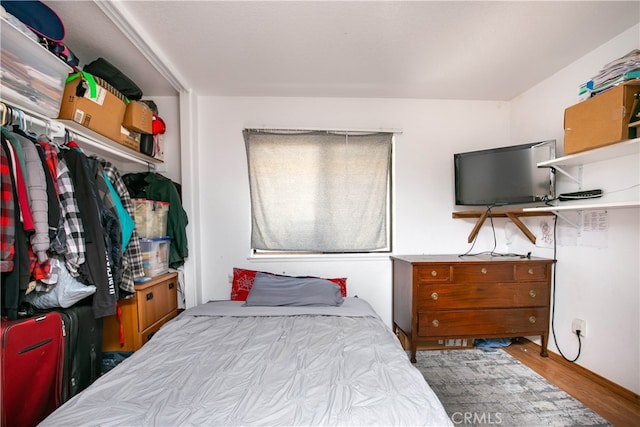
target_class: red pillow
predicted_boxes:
[231,268,347,301]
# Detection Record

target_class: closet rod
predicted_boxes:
[1,101,66,138]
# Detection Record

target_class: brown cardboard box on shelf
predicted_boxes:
[564,79,640,154]
[123,100,153,134]
[58,73,126,143]
[120,127,141,152]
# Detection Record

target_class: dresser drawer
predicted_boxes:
[138,320,167,348]
[416,265,450,283]
[417,307,549,337]
[136,276,178,331]
[418,282,550,309]
[102,272,179,352]
[515,263,549,282]
[452,264,514,282]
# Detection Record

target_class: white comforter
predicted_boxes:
[41,298,452,426]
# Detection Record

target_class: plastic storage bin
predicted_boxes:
[1,18,71,118]
[139,237,171,278]
[133,199,169,238]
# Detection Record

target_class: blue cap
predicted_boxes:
[2,0,65,42]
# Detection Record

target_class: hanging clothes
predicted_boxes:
[87,156,122,288]
[33,143,60,243]
[36,134,60,196]
[1,140,16,272]
[1,138,30,320]
[99,159,144,296]
[59,148,116,318]
[10,128,51,263]
[54,156,86,277]
[1,129,34,232]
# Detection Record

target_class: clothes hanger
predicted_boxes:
[0,103,8,127]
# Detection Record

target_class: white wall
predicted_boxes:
[191,24,639,395]
[510,25,640,394]
[195,96,512,325]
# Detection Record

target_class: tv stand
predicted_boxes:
[452,210,555,244]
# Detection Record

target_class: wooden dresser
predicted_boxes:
[391,255,553,363]
[103,272,179,352]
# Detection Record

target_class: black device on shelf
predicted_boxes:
[558,189,603,201]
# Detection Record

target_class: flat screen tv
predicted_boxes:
[454,140,556,206]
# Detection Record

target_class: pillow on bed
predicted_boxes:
[244,272,344,307]
[231,268,347,300]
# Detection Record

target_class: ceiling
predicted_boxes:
[44,1,639,101]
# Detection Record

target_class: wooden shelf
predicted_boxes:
[452,210,555,244]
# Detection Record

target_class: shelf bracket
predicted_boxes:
[552,211,579,228]
[549,165,582,185]
[452,210,555,245]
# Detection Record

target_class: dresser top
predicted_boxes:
[390,254,553,264]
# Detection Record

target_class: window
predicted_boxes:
[244,129,393,254]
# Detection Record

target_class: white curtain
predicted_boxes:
[244,130,392,252]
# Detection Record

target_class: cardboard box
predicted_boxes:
[58,74,126,142]
[123,100,153,134]
[120,129,141,152]
[564,79,640,154]
[394,328,474,351]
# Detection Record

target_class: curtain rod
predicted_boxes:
[245,126,403,134]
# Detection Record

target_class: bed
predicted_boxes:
[41,297,452,426]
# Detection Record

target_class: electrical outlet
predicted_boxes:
[571,318,586,338]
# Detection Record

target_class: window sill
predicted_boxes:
[247,252,391,262]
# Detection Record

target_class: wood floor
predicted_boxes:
[504,338,640,426]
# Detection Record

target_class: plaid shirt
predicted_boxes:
[1,141,15,272]
[28,245,50,280]
[56,157,86,277]
[36,135,59,196]
[99,159,144,294]
[2,130,34,231]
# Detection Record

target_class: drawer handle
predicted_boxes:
[146,292,154,301]
[432,319,439,327]
[529,290,537,298]
[528,268,534,275]
[169,282,175,290]
[529,316,536,324]
[431,292,439,300]
[481,267,487,275]
[431,270,437,277]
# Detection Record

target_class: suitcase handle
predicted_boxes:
[146,292,154,301]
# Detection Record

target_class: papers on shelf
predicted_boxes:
[588,49,640,95]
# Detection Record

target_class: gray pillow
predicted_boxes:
[244,272,344,307]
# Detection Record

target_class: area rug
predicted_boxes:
[415,349,610,426]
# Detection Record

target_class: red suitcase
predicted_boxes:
[1,312,64,427]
